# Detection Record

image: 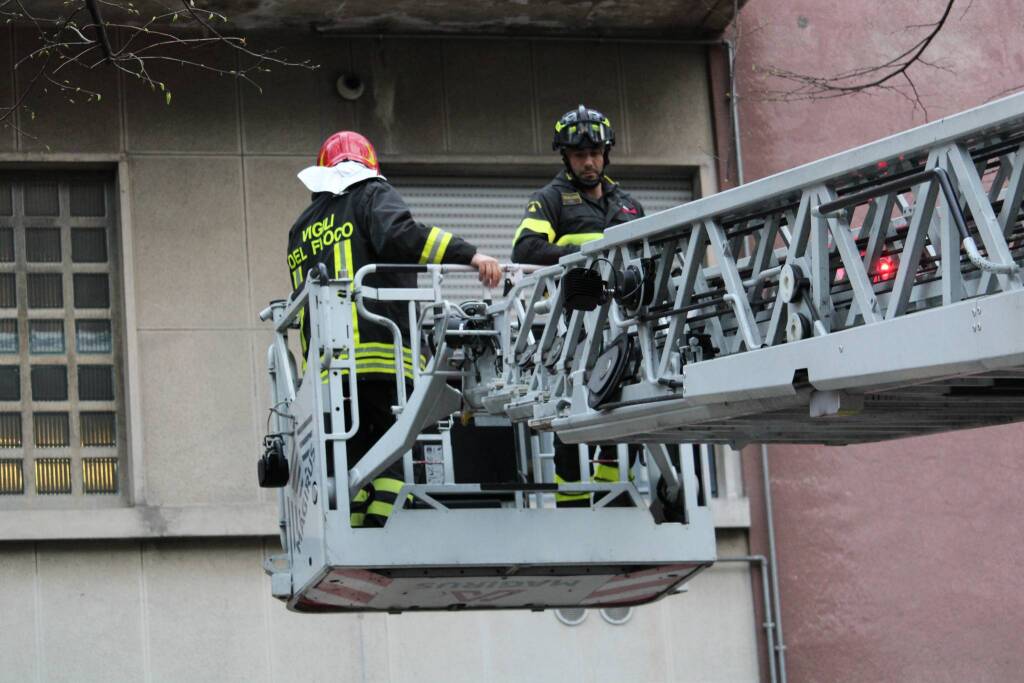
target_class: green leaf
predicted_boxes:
[165,91,172,106]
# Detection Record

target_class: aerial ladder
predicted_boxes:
[258,92,1024,612]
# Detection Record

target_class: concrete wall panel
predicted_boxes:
[241,36,325,156]
[265,575,372,683]
[124,44,239,154]
[11,26,122,153]
[313,39,359,143]
[0,24,15,153]
[0,535,759,682]
[621,45,712,162]
[662,531,760,682]
[143,540,266,682]
[532,42,626,158]
[243,155,309,313]
[35,543,145,683]
[0,544,38,681]
[444,40,535,156]
[735,1,1024,679]
[350,38,446,156]
[139,330,257,506]
[129,156,248,329]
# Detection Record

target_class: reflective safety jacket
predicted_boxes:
[287,178,477,380]
[512,172,645,266]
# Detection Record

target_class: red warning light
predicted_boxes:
[835,255,898,285]
[874,255,896,282]
[877,160,889,170]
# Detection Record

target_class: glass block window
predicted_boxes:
[0,273,15,308]
[29,320,63,354]
[80,412,115,447]
[24,181,59,216]
[34,413,69,448]
[26,228,61,262]
[0,365,19,400]
[0,173,123,507]
[28,274,63,308]
[0,229,13,261]
[73,274,109,308]
[82,457,117,494]
[0,413,21,447]
[31,365,68,401]
[71,228,107,263]
[0,459,24,494]
[76,320,111,354]
[34,457,71,494]
[0,320,17,353]
[78,365,113,401]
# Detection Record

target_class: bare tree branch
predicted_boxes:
[753,0,957,117]
[1,0,319,131]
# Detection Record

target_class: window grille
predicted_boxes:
[0,173,124,506]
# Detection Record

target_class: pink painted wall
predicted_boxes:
[731,1,1024,680]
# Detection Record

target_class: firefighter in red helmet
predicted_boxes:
[287,131,501,527]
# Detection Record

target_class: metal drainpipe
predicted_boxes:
[723,38,745,186]
[716,555,777,683]
[718,34,789,683]
[761,444,788,683]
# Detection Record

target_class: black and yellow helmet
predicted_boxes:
[552,105,615,151]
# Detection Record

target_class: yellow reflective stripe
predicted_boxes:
[419,227,442,265]
[355,344,425,366]
[350,512,366,526]
[554,473,589,502]
[593,463,634,482]
[555,232,604,247]
[333,242,342,278]
[353,363,415,379]
[342,237,360,344]
[433,231,453,264]
[514,218,556,244]
[291,268,301,289]
[366,500,394,517]
[372,477,404,495]
[356,342,415,355]
[354,353,416,364]
[555,492,590,502]
[298,308,308,372]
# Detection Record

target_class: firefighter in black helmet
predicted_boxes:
[513,106,646,507]
[512,105,644,265]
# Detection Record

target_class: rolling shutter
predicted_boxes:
[392,174,694,301]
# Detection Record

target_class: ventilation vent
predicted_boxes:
[554,607,587,626]
[600,606,634,625]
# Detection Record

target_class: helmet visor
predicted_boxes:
[553,114,614,150]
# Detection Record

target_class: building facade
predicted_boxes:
[734,1,1024,681]
[0,15,760,683]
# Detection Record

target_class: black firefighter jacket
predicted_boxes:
[287,177,477,380]
[512,172,645,266]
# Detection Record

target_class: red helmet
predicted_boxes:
[316,131,380,173]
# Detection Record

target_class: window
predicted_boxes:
[0,173,124,505]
